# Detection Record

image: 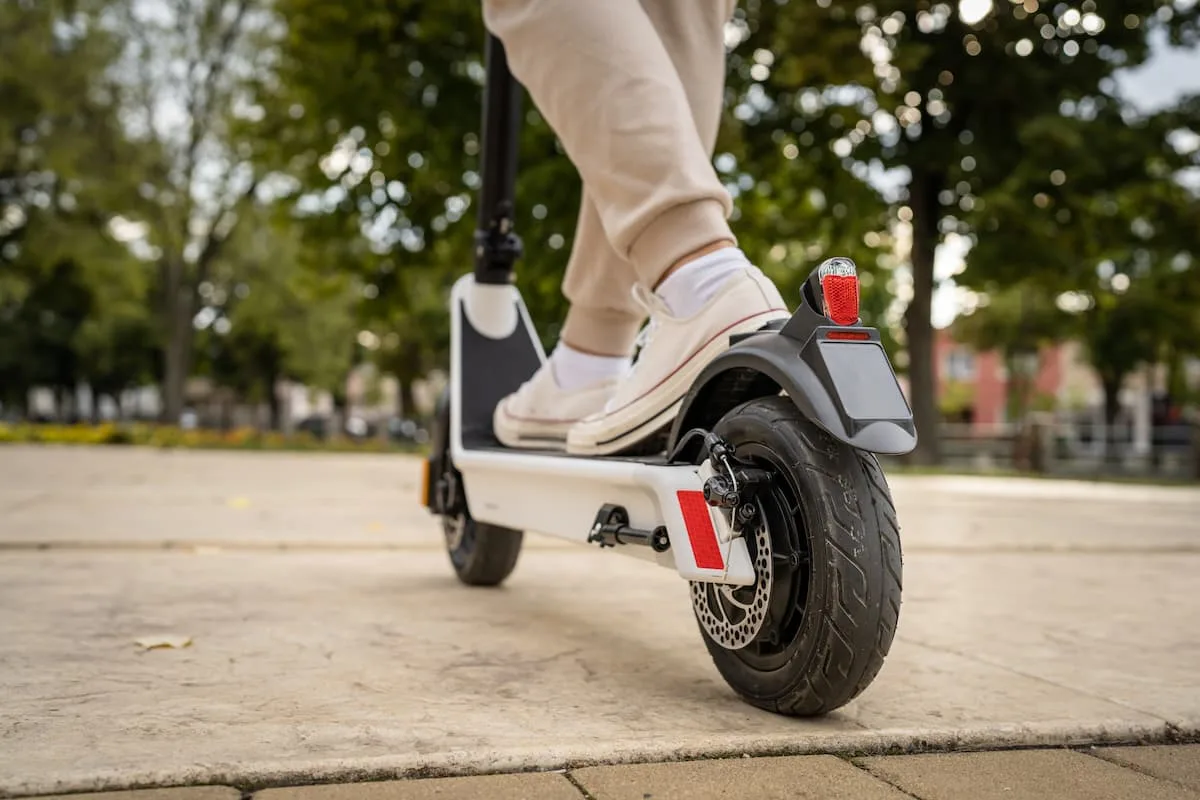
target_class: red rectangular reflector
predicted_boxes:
[825,330,871,341]
[677,490,724,570]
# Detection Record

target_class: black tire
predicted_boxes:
[444,513,523,587]
[695,395,902,716]
[428,389,523,587]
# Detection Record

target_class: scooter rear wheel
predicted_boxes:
[694,395,902,716]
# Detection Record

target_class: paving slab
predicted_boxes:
[1090,744,1200,791]
[1,447,1199,796]
[255,773,580,800]
[857,749,1200,800]
[571,755,908,799]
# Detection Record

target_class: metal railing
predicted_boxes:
[887,420,1200,481]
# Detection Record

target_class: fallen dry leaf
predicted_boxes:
[134,635,193,650]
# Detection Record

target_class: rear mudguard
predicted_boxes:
[668,303,918,459]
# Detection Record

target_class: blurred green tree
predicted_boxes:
[964,98,1200,433]
[740,0,1199,463]
[197,206,359,429]
[102,0,283,423]
[262,0,898,396]
[260,0,573,350]
[0,0,156,415]
[0,213,156,419]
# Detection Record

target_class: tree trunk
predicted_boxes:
[396,377,415,419]
[161,279,196,425]
[1003,352,1018,423]
[903,168,943,465]
[91,393,106,425]
[266,375,282,432]
[331,378,348,437]
[58,387,73,423]
[1101,375,1123,466]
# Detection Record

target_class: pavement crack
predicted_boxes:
[0,491,53,514]
[562,771,597,800]
[843,757,926,800]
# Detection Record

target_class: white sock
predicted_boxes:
[549,342,631,391]
[655,246,751,318]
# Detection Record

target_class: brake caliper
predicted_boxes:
[695,432,773,541]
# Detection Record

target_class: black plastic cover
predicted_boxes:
[668,302,917,456]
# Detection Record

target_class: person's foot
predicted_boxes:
[566,264,789,456]
[493,348,625,450]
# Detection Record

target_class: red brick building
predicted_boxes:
[933,328,1068,427]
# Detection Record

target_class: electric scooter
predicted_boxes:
[422,36,917,717]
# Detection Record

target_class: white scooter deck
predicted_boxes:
[449,275,756,586]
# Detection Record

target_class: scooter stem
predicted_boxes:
[474,34,524,286]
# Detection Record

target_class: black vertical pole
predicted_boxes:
[473,35,524,284]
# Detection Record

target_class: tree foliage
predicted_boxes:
[264,0,902,368]
[104,0,282,422]
[4,0,1200,456]
[197,206,359,427]
[0,0,157,415]
[738,0,1199,462]
[963,85,1200,424]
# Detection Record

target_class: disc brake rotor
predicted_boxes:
[690,512,773,650]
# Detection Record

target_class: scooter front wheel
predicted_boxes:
[443,512,523,587]
[427,390,524,587]
[693,395,902,716]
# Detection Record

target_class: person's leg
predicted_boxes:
[491,0,728,448]
[487,0,788,453]
[483,0,736,286]
[557,0,740,359]
[558,195,642,358]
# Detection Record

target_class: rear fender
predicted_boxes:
[668,303,917,459]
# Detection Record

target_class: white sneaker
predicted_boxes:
[566,266,789,455]
[493,365,618,450]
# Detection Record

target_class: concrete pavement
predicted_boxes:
[1,446,1199,797]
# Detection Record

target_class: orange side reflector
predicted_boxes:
[420,460,431,507]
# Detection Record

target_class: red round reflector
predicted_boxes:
[821,274,860,326]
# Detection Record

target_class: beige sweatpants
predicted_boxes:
[483,0,740,356]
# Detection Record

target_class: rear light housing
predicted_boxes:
[815,257,860,326]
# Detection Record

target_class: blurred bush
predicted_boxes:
[0,423,412,453]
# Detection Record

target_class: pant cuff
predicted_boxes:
[627,198,736,287]
[560,305,645,357]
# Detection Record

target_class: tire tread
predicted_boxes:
[451,522,523,587]
[700,396,902,716]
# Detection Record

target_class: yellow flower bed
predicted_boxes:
[0,422,409,452]
[0,423,132,445]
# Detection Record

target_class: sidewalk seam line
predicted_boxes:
[1077,741,1200,793]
